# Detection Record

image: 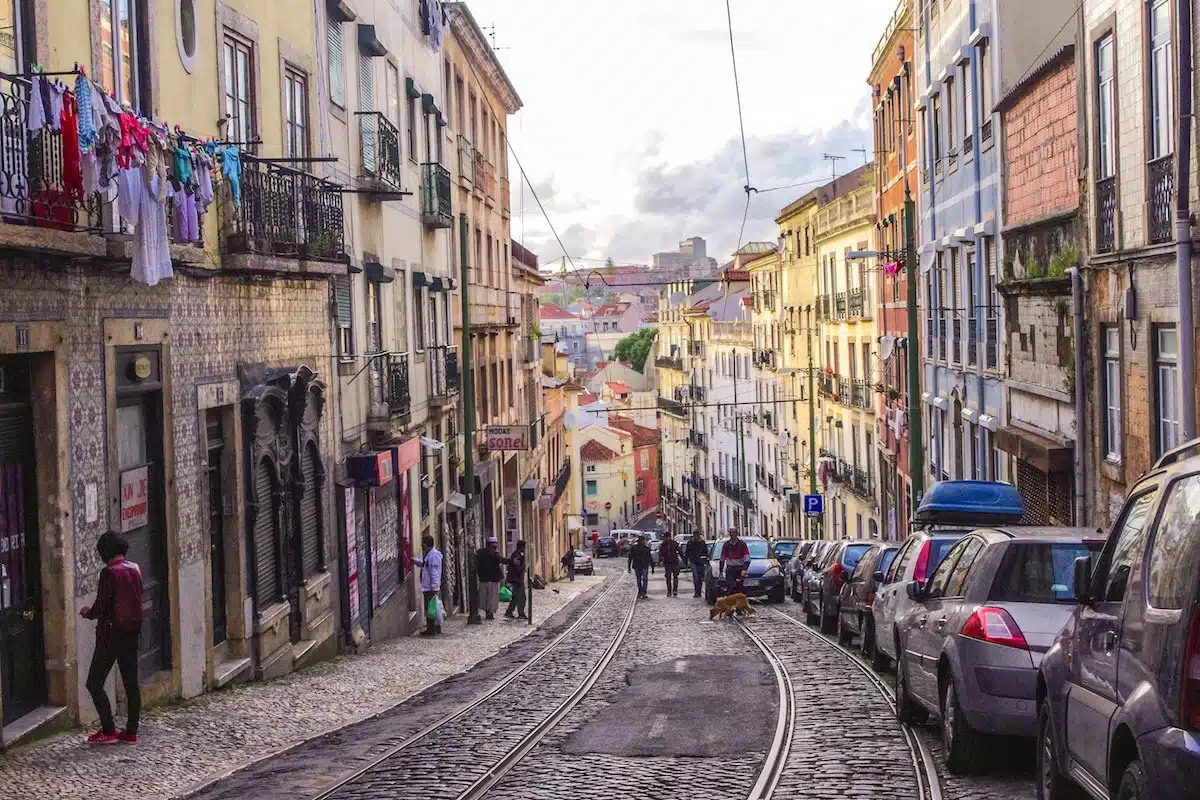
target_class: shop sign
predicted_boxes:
[347,450,394,486]
[120,466,149,532]
[486,425,529,452]
[344,487,359,625]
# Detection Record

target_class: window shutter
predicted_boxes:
[334,274,353,328]
[299,443,323,578]
[328,22,345,107]
[253,461,280,610]
[359,55,376,173]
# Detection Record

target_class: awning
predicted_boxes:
[420,435,445,451]
[413,271,428,286]
[364,260,393,283]
[996,426,1073,473]
[521,478,542,502]
[447,492,467,512]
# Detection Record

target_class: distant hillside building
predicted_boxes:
[652,236,720,277]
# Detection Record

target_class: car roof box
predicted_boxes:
[914,480,1025,525]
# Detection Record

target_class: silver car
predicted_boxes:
[871,530,965,669]
[573,550,594,575]
[894,527,1104,775]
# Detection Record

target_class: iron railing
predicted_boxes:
[1095,176,1116,253]
[429,345,460,401]
[1148,154,1174,245]
[658,396,686,417]
[850,468,875,501]
[386,353,411,416]
[357,111,402,191]
[421,162,452,228]
[817,294,830,320]
[938,316,948,360]
[963,133,973,155]
[835,292,847,319]
[837,376,850,402]
[689,384,706,402]
[948,147,958,172]
[656,355,683,370]
[551,458,571,506]
[927,315,935,357]
[981,119,993,143]
[852,380,870,409]
[967,315,978,366]
[0,76,103,232]
[819,373,835,397]
[225,157,345,260]
[848,288,863,318]
[457,135,475,186]
[689,430,708,451]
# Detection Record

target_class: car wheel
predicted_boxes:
[1116,760,1148,800]
[820,598,837,635]
[864,620,890,671]
[895,644,927,724]
[941,678,981,775]
[1036,702,1082,800]
[804,591,818,625]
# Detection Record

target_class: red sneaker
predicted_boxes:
[117,731,137,744]
[87,731,120,745]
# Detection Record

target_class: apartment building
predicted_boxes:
[747,246,790,539]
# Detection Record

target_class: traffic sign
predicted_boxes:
[803,494,824,517]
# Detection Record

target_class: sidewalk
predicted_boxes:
[0,575,604,800]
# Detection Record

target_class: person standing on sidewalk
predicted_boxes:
[659,531,682,596]
[81,531,143,744]
[413,535,443,636]
[627,535,653,599]
[561,548,576,581]
[504,540,528,619]
[476,537,503,620]
[685,531,710,598]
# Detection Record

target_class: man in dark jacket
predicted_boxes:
[684,531,710,598]
[561,548,576,581]
[476,537,503,620]
[659,532,683,597]
[504,540,528,619]
[81,531,144,744]
[627,535,654,599]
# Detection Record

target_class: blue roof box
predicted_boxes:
[914,480,1025,526]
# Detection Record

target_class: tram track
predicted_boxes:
[737,619,796,800]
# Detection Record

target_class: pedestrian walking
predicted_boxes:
[561,548,576,581]
[504,540,528,619]
[659,531,682,596]
[476,536,503,620]
[627,535,653,599]
[81,531,143,744]
[413,534,444,636]
[719,528,751,594]
[591,530,599,557]
[684,531,709,597]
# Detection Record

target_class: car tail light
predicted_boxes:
[913,540,932,583]
[1181,606,1200,729]
[960,607,1029,650]
[832,563,845,591]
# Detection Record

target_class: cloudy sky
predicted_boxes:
[463,0,895,269]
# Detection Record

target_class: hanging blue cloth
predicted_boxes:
[75,74,97,151]
[220,146,242,208]
[430,1,444,50]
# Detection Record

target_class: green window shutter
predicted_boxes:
[328,21,345,107]
[333,275,353,328]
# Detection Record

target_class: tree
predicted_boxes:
[604,256,615,267]
[613,327,658,372]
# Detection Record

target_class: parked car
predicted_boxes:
[649,539,662,566]
[895,527,1104,774]
[1038,441,1200,800]
[785,540,817,600]
[594,536,618,557]
[872,481,1024,672]
[837,542,901,649]
[703,537,785,604]
[809,540,879,635]
[613,529,655,555]
[573,550,595,575]
[771,539,803,570]
[798,540,836,613]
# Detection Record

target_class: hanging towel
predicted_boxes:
[220,147,242,208]
[60,93,83,200]
[173,146,193,187]
[75,73,97,151]
[195,155,214,214]
[27,74,47,131]
[45,82,65,132]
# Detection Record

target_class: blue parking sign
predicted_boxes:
[803,494,824,517]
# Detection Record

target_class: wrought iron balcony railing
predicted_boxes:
[0,76,103,232]
[357,111,402,192]
[851,380,870,410]
[689,384,706,402]
[835,292,847,320]
[421,162,453,228]
[819,373,835,398]
[963,133,973,155]
[689,430,708,451]
[386,353,411,416]
[429,345,460,402]
[1095,176,1116,253]
[848,288,864,318]
[1148,154,1174,245]
[658,396,686,417]
[926,315,936,357]
[938,318,948,361]
[655,355,683,371]
[225,157,345,261]
[981,119,993,143]
[551,457,571,506]
[837,376,850,403]
[850,468,875,501]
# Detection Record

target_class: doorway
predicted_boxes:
[0,355,43,725]
[205,412,227,646]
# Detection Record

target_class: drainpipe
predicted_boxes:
[1175,0,1196,440]
[1069,268,1086,526]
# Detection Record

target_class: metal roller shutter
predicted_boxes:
[299,443,322,578]
[253,461,279,609]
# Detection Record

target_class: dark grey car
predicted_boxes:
[1038,441,1200,800]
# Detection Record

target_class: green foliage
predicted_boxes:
[613,327,658,372]
[1025,256,1046,279]
[1048,244,1081,278]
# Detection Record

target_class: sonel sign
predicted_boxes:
[486,425,529,451]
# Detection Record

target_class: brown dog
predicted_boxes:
[709,593,755,619]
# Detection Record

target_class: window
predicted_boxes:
[427,292,438,347]
[455,74,465,132]
[333,275,354,357]
[640,451,649,469]
[1149,0,1173,159]
[585,464,596,473]
[101,0,144,109]
[386,62,401,127]
[223,30,256,145]
[176,0,197,71]
[926,537,965,597]
[1147,474,1200,609]
[1155,325,1180,457]
[962,61,974,142]
[407,84,418,161]
[283,68,309,159]
[1096,34,1115,178]
[586,480,598,497]
[1098,491,1156,602]
[0,0,28,75]
[991,542,1104,603]
[328,20,344,107]
[636,479,644,495]
[943,536,984,597]
[931,93,943,163]
[414,287,426,351]
[1103,326,1122,462]
[977,39,992,136]
[945,76,956,152]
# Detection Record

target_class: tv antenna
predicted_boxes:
[852,147,869,165]
[482,25,509,51]
[822,153,845,180]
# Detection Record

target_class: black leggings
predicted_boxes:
[86,630,141,735]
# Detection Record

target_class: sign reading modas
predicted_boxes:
[485,425,530,452]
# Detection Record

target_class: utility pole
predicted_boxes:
[459,213,482,625]
[806,305,817,539]
[904,189,924,513]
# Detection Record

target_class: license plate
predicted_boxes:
[743,578,759,587]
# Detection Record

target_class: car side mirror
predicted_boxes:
[873,571,885,584]
[905,580,923,601]
[1073,556,1093,604]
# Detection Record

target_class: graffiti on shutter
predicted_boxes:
[253,460,279,609]
[300,442,322,577]
[370,486,399,606]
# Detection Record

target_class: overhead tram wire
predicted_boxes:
[725,0,755,254]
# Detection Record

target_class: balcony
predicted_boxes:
[500,176,510,219]
[472,149,485,199]
[689,430,708,451]
[761,408,776,430]
[689,384,706,402]
[457,135,475,187]
[967,316,979,366]
[714,475,752,506]
[848,288,864,318]
[386,353,411,417]
[1148,154,1174,245]
[656,355,684,371]
[224,158,345,263]
[420,162,453,229]
[1095,176,1116,254]
[357,112,403,196]
[850,468,875,502]
[818,373,835,398]
[938,319,948,361]
[835,292,847,320]
[851,380,870,410]
[550,457,571,507]
[981,119,993,144]
[658,396,686,417]
[429,345,460,404]
[837,376,850,403]
[963,133,973,155]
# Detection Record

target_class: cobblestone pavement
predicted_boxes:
[0,573,604,800]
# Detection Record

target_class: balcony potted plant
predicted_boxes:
[886,385,900,402]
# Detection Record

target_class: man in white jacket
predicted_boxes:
[413,534,443,636]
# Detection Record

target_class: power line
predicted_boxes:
[725,0,754,254]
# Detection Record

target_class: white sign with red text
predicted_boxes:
[120,466,149,532]
[486,425,530,452]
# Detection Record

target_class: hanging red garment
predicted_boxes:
[60,92,83,200]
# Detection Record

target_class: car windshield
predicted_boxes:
[989,542,1105,603]
[598,538,615,545]
[709,539,769,559]
[773,542,798,558]
[842,544,872,570]
[929,536,961,570]
[574,551,588,558]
